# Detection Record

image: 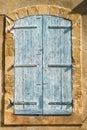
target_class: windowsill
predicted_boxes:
[4,111,82,125]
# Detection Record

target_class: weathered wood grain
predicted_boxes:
[14,16,43,114]
[43,16,72,114]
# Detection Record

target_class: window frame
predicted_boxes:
[4,5,82,125]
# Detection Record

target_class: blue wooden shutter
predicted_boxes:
[14,15,72,115]
[14,16,43,114]
[42,16,72,115]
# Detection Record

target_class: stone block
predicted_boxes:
[5,32,14,56]
[27,6,38,16]
[38,5,49,14]
[0,16,4,36]
[72,47,80,65]
[73,66,81,78]
[5,57,14,75]
[73,74,81,86]
[72,27,80,40]
[50,6,59,16]
[5,32,12,39]
[17,7,28,18]
[74,86,82,100]
[5,74,14,88]
[60,8,70,19]
[72,39,80,47]
[7,12,16,21]
[69,14,80,25]
[5,87,14,96]
[5,45,14,56]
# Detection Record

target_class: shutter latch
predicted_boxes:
[7,98,14,109]
[8,98,14,106]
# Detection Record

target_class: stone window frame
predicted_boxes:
[4,5,82,125]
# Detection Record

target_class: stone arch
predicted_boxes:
[6,5,81,27]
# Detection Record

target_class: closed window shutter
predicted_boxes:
[14,15,72,115]
[43,16,72,115]
[14,16,43,114]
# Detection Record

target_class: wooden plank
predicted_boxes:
[14,16,43,114]
[42,16,72,115]
[61,22,72,113]
[43,16,62,114]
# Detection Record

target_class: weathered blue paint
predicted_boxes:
[14,15,72,115]
[14,16,43,114]
[42,16,72,115]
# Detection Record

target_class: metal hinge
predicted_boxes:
[8,99,37,106]
[13,26,37,29]
[48,64,72,67]
[14,64,37,67]
[48,101,73,105]
[14,102,37,105]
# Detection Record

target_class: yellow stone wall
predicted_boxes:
[0,0,87,129]
[4,5,82,125]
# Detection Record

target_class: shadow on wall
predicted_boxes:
[71,0,87,15]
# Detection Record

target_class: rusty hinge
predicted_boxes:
[48,102,73,105]
[8,99,37,106]
[48,64,72,67]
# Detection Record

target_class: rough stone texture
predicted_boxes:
[0,0,72,14]
[16,7,28,18]
[38,5,49,15]
[0,16,4,126]
[3,5,82,125]
[82,15,87,126]
[5,34,14,56]
[50,5,60,15]
[27,6,38,16]
[0,0,87,129]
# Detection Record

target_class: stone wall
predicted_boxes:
[0,0,87,129]
[3,5,82,125]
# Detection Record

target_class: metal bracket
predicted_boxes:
[48,102,73,105]
[14,102,37,105]
[48,64,72,67]
[14,64,37,67]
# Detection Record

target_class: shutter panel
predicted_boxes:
[43,16,72,115]
[14,16,43,114]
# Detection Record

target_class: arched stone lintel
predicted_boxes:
[6,5,81,26]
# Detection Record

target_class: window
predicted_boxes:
[14,15,72,115]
